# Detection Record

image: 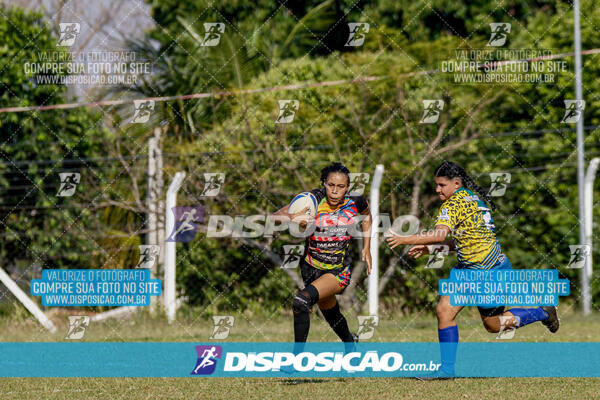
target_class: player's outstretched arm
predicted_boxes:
[408,238,456,259]
[386,225,451,249]
[407,245,428,258]
[273,204,290,217]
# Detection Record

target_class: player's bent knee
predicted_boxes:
[292,285,319,315]
[292,292,311,314]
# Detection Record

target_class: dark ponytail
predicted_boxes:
[320,162,350,186]
[434,160,498,210]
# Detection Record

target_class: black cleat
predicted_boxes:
[541,306,560,333]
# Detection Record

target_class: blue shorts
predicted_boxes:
[490,252,512,271]
[457,252,512,271]
[459,253,512,315]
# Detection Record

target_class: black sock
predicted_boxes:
[292,285,319,349]
[321,302,354,342]
[293,309,311,343]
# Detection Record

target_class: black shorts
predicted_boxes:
[299,259,352,293]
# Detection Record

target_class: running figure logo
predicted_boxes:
[425,245,449,269]
[210,316,234,339]
[136,245,160,269]
[132,100,155,123]
[496,315,520,340]
[65,316,89,340]
[488,173,511,197]
[348,173,370,195]
[567,245,590,269]
[275,100,299,124]
[487,23,511,47]
[200,173,225,197]
[191,345,222,375]
[345,23,370,47]
[57,23,80,47]
[281,245,304,269]
[57,172,80,197]
[166,206,204,242]
[357,316,378,340]
[562,100,585,124]
[420,100,444,124]
[200,23,225,47]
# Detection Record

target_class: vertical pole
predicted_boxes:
[573,0,589,314]
[584,158,599,311]
[165,172,186,324]
[147,134,157,250]
[156,128,165,273]
[147,128,162,311]
[368,164,384,317]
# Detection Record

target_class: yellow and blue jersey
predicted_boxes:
[435,187,501,269]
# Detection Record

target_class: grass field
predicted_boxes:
[1,377,599,400]
[1,306,599,399]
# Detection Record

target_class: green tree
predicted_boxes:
[0,5,136,278]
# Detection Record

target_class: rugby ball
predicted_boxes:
[288,192,318,218]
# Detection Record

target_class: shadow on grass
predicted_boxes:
[280,378,347,385]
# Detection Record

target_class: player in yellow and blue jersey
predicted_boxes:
[386,161,560,379]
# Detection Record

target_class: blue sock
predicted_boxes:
[438,326,459,374]
[509,307,549,327]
